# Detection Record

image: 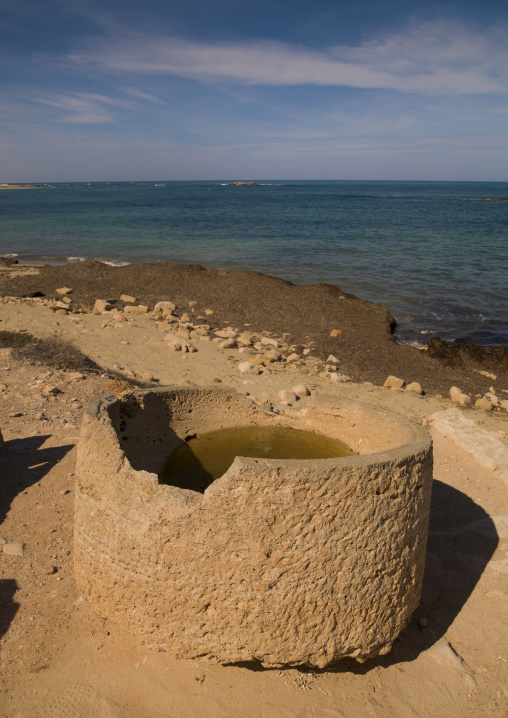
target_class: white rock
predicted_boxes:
[239,361,261,375]
[261,337,279,348]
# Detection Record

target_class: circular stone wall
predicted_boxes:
[74,386,433,668]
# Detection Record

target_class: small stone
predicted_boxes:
[406,382,423,395]
[263,350,282,363]
[450,386,471,406]
[46,566,57,575]
[188,300,197,307]
[94,299,112,312]
[0,383,7,391]
[3,542,24,556]
[71,401,82,409]
[56,287,73,295]
[9,411,23,417]
[327,354,339,363]
[124,305,148,314]
[120,294,136,303]
[205,309,214,315]
[62,296,72,305]
[261,337,279,348]
[330,329,342,337]
[286,353,300,363]
[112,313,126,321]
[384,376,405,389]
[67,372,85,381]
[292,384,310,397]
[216,329,238,339]
[475,398,493,411]
[237,333,253,346]
[219,339,236,349]
[239,361,261,375]
[330,372,350,383]
[40,384,61,397]
[141,372,155,382]
[484,391,499,406]
[152,301,176,320]
[278,390,297,403]
[167,341,182,352]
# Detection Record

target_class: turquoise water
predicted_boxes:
[1,180,507,346]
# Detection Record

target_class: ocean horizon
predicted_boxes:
[1,179,507,347]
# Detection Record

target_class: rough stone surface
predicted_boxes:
[238,361,262,375]
[55,287,73,295]
[152,301,176,320]
[384,375,405,389]
[75,387,433,669]
[120,294,136,303]
[406,382,423,395]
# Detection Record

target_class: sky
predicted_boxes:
[1,0,508,181]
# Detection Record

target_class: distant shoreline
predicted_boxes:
[0,183,43,190]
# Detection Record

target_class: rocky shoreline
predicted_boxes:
[0,258,507,400]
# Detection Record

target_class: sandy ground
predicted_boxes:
[1,297,508,717]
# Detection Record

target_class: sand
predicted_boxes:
[1,263,507,717]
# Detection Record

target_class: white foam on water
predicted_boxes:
[1,253,19,258]
[99,260,131,267]
[67,256,86,262]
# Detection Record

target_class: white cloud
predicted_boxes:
[31,91,127,123]
[68,20,508,95]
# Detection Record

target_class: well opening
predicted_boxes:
[75,386,433,668]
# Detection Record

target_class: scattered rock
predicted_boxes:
[327,354,339,363]
[70,401,82,409]
[152,301,176,320]
[384,375,405,389]
[286,353,300,363]
[124,305,148,314]
[39,384,61,397]
[477,369,497,380]
[94,299,112,312]
[56,287,73,295]
[330,372,350,383]
[238,361,261,375]
[204,309,214,315]
[120,294,136,303]
[484,391,499,406]
[3,542,24,557]
[263,350,282,363]
[475,398,493,411]
[278,390,297,403]
[237,332,253,346]
[260,337,279,348]
[216,329,238,339]
[9,411,24,417]
[330,329,342,337]
[219,339,236,349]
[167,341,182,352]
[406,382,423,395]
[449,386,471,406]
[292,384,310,397]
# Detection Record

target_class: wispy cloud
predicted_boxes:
[31,91,128,123]
[68,20,508,95]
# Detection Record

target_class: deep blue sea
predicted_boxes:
[1,180,507,347]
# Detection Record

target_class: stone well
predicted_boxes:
[74,386,432,668]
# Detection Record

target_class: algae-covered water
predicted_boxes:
[159,425,356,493]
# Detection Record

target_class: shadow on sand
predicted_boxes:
[0,435,74,639]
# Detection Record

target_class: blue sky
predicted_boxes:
[1,0,508,181]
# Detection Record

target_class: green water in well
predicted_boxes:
[159,425,356,493]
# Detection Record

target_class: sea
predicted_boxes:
[1,180,507,347]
